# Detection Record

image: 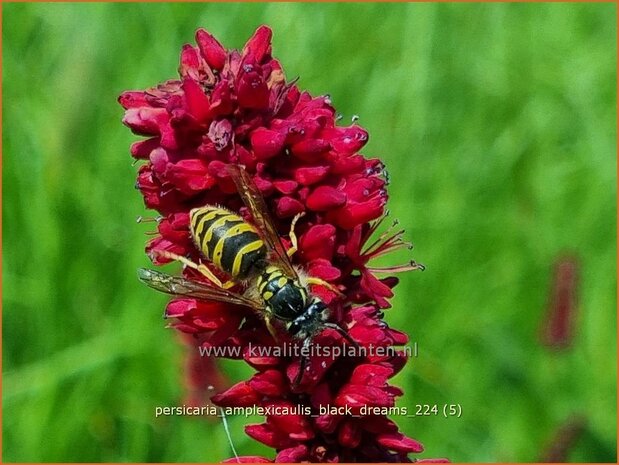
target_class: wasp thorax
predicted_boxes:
[287,299,329,339]
[257,266,310,320]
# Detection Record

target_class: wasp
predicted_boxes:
[138,165,356,385]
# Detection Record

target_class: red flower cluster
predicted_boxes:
[120,26,443,462]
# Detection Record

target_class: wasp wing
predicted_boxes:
[226,165,299,279]
[138,268,263,311]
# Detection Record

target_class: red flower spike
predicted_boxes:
[121,25,434,463]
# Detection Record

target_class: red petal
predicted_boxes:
[338,420,362,448]
[273,179,298,195]
[195,28,227,70]
[237,70,269,110]
[118,91,148,109]
[308,259,341,281]
[145,237,188,265]
[249,370,287,396]
[275,196,304,218]
[130,137,159,159]
[363,415,399,434]
[245,423,294,449]
[334,384,395,408]
[266,401,314,439]
[310,382,333,407]
[330,197,385,229]
[331,153,365,175]
[237,145,257,171]
[376,432,424,453]
[242,25,272,62]
[210,80,234,117]
[167,159,216,193]
[290,138,330,161]
[244,349,281,369]
[167,322,201,334]
[299,224,336,261]
[250,128,286,160]
[306,186,347,211]
[254,176,274,196]
[179,44,201,80]
[314,414,340,434]
[211,381,260,407]
[275,445,308,463]
[165,299,197,318]
[349,364,394,386]
[122,107,169,136]
[182,78,212,123]
[158,212,190,240]
[294,165,329,186]
[323,125,369,154]
[361,271,394,309]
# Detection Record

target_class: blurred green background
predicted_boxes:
[2,2,616,462]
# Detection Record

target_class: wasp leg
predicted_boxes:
[287,212,306,258]
[293,337,312,387]
[151,250,236,289]
[306,277,345,297]
[323,322,360,350]
[264,314,279,342]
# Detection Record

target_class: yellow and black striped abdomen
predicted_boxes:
[190,206,266,280]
